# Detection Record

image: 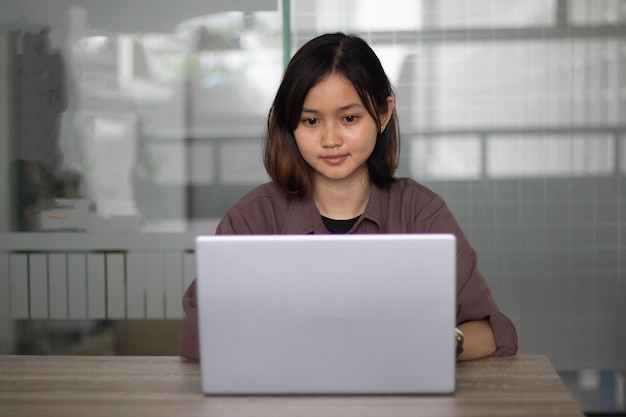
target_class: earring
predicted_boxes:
[380,126,385,134]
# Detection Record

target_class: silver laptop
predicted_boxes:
[195,234,456,395]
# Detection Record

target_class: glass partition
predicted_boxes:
[290,0,626,373]
[1,1,625,384]
[0,0,279,355]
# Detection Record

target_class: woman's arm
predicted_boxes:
[180,279,200,360]
[417,196,518,357]
[456,319,496,361]
[180,213,240,361]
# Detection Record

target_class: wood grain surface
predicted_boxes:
[0,354,584,417]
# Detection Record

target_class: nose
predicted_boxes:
[321,123,342,148]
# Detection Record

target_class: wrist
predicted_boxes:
[455,327,464,357]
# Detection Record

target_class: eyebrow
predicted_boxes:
[301,103,364,114]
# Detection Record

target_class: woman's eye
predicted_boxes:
[344,115,357,123]
[303,118,318,125]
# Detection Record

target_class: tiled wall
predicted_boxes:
[425,176,626,370]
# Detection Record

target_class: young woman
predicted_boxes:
[180,33,518,361]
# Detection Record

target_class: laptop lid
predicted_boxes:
[195,234,456,395]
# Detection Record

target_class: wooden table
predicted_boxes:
[0,354,584,417]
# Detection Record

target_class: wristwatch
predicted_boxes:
[455,328,464,357]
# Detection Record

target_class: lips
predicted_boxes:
[321,154,348,165]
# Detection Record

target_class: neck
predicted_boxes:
[312,174,371,220]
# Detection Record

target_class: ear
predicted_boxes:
[379,95,395,132]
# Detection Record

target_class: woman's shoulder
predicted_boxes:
[388,177,443,202]
[229,182,287,211]
[380,178,460,233]
[384,177,450,219]
[217,182,294,234]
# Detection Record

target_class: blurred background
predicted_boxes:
[0,0,624,414]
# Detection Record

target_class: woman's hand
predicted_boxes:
[456,319,496,361]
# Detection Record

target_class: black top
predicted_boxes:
[321,215,361,234]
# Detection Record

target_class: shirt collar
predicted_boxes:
[281,194,326,234]
[282,183,386,234]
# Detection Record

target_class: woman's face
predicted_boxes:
[293,73,389,188]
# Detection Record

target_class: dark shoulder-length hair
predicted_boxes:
[263,32,399,198]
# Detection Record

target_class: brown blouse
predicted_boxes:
[180,178,518,361]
